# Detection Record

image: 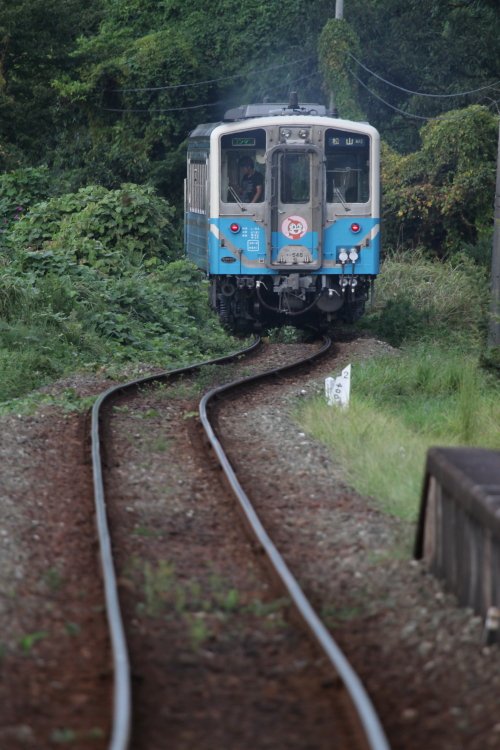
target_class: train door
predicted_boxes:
[266,145,324,270]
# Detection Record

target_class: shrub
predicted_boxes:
[480,346,500,377]
[364,296,430,347]
[361,250,489,344]
[6,183,180,269]
[0,167,53,245]
[462,231,493,269]
[0,258,241,404]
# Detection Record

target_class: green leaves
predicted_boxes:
[381,107,497,255]
[318,19,365,122]
[19,631,48,654]
[9,183,178,272]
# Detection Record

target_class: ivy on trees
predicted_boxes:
[318,19,364,122]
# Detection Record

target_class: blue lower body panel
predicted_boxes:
[196,216,380,276]
[322,218,380,275]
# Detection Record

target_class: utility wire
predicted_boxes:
[108,56,316,92]
[103,70,321,114]
[348,69,500,121]
[284,70,321,86]
[102,98,237,114]
[349,53,500,98]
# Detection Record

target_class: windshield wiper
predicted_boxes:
[228,186,247,211]
[334,188,351,212]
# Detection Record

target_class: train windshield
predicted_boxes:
[325,129,370,204]
[220,128,266,203]
[280,153,310,204]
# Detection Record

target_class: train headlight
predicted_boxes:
[298,129,309,139]
[230,223,240,233]
[280,129,292,140]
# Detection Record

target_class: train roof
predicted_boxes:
[223,102,329,120]
[188,100,331,141]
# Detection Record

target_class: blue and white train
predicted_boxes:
[185,95,380,329]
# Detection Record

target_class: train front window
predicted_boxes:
[325,129,370,204]
[280,153,310,204]
[220,128,266,204]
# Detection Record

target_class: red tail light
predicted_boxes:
[350,223,361,233]
[230,223,240,233]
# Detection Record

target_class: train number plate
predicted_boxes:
[276,245,313,265]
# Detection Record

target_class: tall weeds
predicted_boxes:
[362,250,489,345]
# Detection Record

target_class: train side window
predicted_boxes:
[220,128,266,204]
[325,129,370,204]
[187,157,208,214]
[280,153,310,204]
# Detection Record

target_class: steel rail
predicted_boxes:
[90,336,261,750]
[199,337,391,750]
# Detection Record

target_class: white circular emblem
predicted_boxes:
[281,215,308,240]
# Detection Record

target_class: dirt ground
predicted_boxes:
[0,398,112,749]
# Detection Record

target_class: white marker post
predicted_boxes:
[325,364,351,409]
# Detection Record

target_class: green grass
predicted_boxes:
[298,343,500,521]
[18,631,48,653]
[358,250,489,347]
[130,559,290,649]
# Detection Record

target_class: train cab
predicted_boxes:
[185,98,380,329]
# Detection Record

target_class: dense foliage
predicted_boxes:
[344,0,500,154]
[359,251,489,346]
[381,107,498,254]
[6,183,178,265]
[1,0,499,190]
[318,19,364,121]
[0,183,239,403]
[0,0,327,202]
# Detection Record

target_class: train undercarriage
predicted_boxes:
[210,273,373,330]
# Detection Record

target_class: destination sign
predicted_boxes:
[232,137,256,146]
[328,137,367,147]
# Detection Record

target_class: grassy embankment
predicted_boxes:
[298,252,500,521]
[0,181,242,414]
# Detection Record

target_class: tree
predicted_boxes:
[344,0,500,153]
[381,106,498,254]
[0,0,102,167]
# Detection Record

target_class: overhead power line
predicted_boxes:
[284,70,321,86]
[348,69,500,121]
[101,98,236,114]
[108,56,316,93]
[349,53,500,99]
[102,70,321,114]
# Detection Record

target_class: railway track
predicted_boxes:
[91,337,390,750]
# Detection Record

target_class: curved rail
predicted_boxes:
[199,337,391,750]
[90,337,261,750]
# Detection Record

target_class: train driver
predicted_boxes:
[231,156,264,203]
